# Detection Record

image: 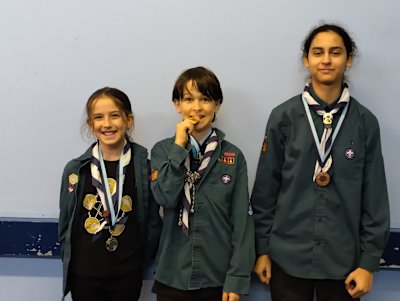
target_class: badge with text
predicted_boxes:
[221,156,235,165]
[224,152,236,157]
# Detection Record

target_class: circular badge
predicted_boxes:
[221,174,232,185]
[345,148,355,160]
[315,172,330,187]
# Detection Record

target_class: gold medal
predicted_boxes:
[107,178,117,194]
[315,172,330,187]
[83,194,97,210]
[106,236,118,252]
[84,217,100,234]
[121,195,133,212]
[109,224,125,236]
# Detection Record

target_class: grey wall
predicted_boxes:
[1,1,398,222]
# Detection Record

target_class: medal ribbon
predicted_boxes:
[179,129,218,236]
[91,141,131,228]
[302,82,350,182]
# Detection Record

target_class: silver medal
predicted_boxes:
[105,236,118,252]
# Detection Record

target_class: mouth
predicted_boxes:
[102,131,116,136]
[319,69,334,73]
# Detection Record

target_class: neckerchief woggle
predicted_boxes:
[302,91,349,166]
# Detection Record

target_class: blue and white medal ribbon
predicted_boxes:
[302,86,350,184]
[91,142,131,229]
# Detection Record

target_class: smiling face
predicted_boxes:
[88,96,133,153]
[304,31,352,87]
[174,80,221,139]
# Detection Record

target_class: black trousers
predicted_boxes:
[157,296,222,301]
[270,261,359,301]
[70,269,142,301]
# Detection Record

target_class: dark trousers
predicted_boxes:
[70,269,142,301]
[157,294,222,301]
[270,261,359,301]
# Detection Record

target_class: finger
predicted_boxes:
[266,266,272,284]
[222,292,228,301]
[255,269,267,283]
[344,275,355,288]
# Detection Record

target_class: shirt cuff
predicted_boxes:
[359,252,381,272]
[223,274,251,295]
[256,237,269,255]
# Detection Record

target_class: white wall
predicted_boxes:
[0,0,399,226]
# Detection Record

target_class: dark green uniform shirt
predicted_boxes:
[151,128,255,295]
[251,94,390,280]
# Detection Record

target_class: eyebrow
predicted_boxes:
[91,110,121,116]
[311,46,344,50]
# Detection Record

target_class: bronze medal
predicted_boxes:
[106,236,118,252]
[315,172,330,187]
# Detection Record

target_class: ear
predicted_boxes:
[87,118,94,131]
[303,55,309,68]
[126,114,134,129]
[346,55,353,68]
[173,99,181,113]
[214,101,221,114]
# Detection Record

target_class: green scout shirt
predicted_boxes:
[58,142,161,300]
[251,94,390,280]
[151,128,255,295]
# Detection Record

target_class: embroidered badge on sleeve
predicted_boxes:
[151,169,158,182]
[261,136,268,155]
[68,173,78,193]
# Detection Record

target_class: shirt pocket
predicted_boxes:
[199,162,237,205]
[331,139,364,181]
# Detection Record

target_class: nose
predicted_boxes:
[322,53,331,64]
[103,116,112,127]
[192,99,203,110]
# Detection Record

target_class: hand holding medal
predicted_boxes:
[175,116,201,147]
